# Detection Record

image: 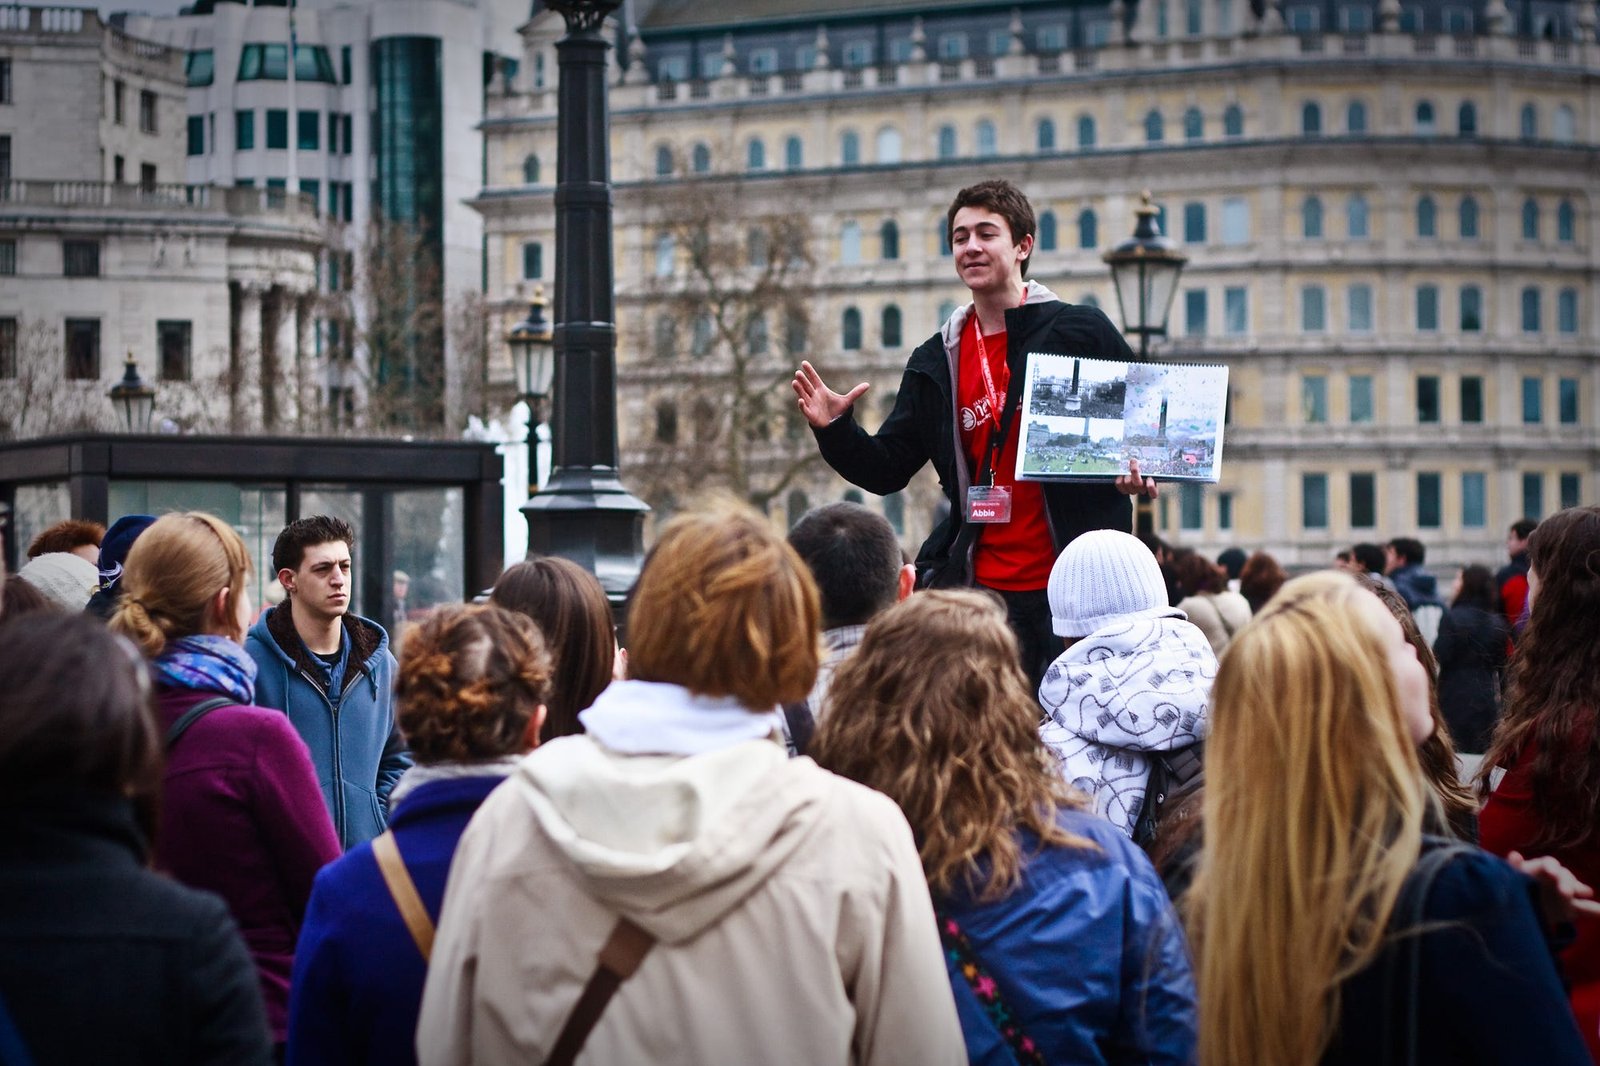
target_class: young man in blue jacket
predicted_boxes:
[246,515,410,849]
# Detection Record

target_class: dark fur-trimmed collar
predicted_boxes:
[265,600,381,692]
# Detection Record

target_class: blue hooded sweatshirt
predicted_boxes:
[246,604,410,849]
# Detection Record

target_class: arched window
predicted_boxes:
[1520,103,1538,141]
[1077,114,1097,148]
[745,313,768,355]
[881,305,902,348]
[1078,208,1098,249]
[691,142,711,173]
[1460,285,1483,331]
[1144,109,1164,143]
[746,138,765,170]
[1184,107,1203,141]
[747,227,769,268]
[1523,198,1540,241]
[937,299,957,324]
[937,124,958,159]
[1459,196,1479,239]
[937,219,951,256]
[1558,200,1576,243]
[1347,194,1369,238]
[840,130,861,165]
[784,310,807,355]
[786,490,810,529]
[841,307,862,350]
[1521,286,1542,333]
[1036,117,1056,151]
[784,135,803,170]
[654,144,673,176]
[692,398,718,441]
[653,315,677,360]
[691,313,714,358]
[653,233,675,277]
[1415,100,1436,135]
[654,402,678,443]
[876,126,902,164]
[1223,104,1244,137]
[1416,195,1437,238]
[880,219,900,260]
[1038,210,1058,251]
[840,220,862,264]
[1554,104,1576,144]
[1457,101,1477,137]
[522,153,540,183]
[1301,101,1322,136]
[1080,293,1100,309]
[1302,195,1324,238]
[1346,100,1367,134]
[975,119,997,156]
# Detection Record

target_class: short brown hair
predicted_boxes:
[396,604,551,764]
[27,519,105,560]
[627,497,820,709]
[946,179,1037,278]
[491,557,615,742]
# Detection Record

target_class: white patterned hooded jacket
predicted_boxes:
[1038,612,1218,837]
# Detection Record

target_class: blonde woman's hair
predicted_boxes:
[1192,570,1429,1066]
[110,512,253,658]
[627,496,820,709]
[810,589,1090,901]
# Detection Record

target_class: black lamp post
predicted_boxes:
[1102,191,1188,358]
[108,353,156,433]
[507,284,555,493]
[524,0,648,609]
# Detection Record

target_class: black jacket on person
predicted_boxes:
[813,286,1132,588]
[0,791,273,1066]
[1435,603,1510,754]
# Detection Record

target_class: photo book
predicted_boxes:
[1016,353,1230,484]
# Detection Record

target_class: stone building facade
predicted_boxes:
[0,4,322,438]
[490,0,1598,565]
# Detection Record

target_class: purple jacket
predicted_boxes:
[154,688,342,1042]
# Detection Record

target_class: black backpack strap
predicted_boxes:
[1381,836,1476,1066]
[164,696,236,750]
[780,701,815,757]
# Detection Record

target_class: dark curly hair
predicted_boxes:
[396,604,552,764]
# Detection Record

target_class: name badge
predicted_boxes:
[966,484,1013,524]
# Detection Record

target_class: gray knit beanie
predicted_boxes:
[1047,529,1171,637]
[18,551,99,612]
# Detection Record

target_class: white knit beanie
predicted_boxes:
[18,551,100,611]
[1047,529,1171,637]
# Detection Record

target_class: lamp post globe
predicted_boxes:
[507,283,555,424]
[108,352,156,433]
[1102,191,1188,357]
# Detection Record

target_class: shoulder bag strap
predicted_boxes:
[1382,837,1475,1066]
[543,917,656,1066]
[370,830,434,962]
[935,906,1047,1066]
[164,696,236,750]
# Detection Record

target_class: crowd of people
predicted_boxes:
[0,498,1597,1065]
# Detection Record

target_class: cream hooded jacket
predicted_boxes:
[416,684,964,1066]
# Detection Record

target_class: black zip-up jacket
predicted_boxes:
[814,288,1133,588]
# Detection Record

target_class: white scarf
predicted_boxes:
[389,756,523,808]
[579,679,782,756]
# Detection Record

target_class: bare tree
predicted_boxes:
[628,176,825,512]
[0,318,112,439]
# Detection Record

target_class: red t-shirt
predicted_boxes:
[955,314,1054,591]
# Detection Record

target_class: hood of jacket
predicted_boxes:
[511,730,833,946]
[1039,614,1217,835]
[251,602,386,698]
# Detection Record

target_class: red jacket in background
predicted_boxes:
[1480,737,1600,1063]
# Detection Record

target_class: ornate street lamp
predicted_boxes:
[508,284,555,494]
[525,0,648,609]
[508,284,556,427]
[1102,191,1188,358]
[108,353,156,433]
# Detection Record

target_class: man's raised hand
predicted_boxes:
[792,361,870,429]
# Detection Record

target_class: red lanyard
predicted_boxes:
[973,322,1005,432]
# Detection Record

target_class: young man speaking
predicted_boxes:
[793,180,1157,690]
[246,515,410,849]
